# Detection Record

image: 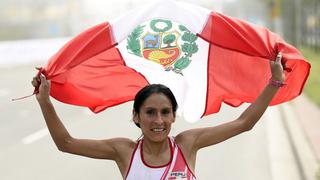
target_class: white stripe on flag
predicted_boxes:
[117,35,209,122]
[113,0,211,122]
[110,0,210,43]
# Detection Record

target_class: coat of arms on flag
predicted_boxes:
[126,19,199,75]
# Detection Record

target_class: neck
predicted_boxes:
[142,137,170,156]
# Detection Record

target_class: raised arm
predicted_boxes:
[31,72,134,161]
[177,53,285,151]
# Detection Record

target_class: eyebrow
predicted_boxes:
[143,106,172,110]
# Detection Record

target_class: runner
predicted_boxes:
[32,53,285,179]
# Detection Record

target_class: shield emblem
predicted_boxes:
[142,31,180,67]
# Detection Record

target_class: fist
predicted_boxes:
[270,53,285,82]
[31,69,50,102]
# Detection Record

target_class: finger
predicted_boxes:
[33,76,40,83]
[31,80,38,87]
[39,74,46,82]
[32,77,39,86]
[269,59,274,65]
[35,67,44,77]
[276,52,282,63]
[40,75,50,87]
[32,78,39,84]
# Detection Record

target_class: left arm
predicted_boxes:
[176,53,285,151]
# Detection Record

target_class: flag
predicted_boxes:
[43,0,310,123]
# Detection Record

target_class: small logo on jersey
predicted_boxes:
[168,168,189,179]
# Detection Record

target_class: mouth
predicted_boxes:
[150,128,166,132]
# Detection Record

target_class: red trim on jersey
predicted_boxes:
[140,137,173,168]
[176,144,196,178]
[124,141,140,179]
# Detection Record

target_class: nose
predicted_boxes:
[154,113,164,124]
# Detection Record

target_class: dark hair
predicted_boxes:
[133,84,178,128]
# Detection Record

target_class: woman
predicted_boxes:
[32,53,285,179]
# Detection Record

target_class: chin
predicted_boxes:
[146,130,170,142]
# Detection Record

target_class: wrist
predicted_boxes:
[37,97,52,105]
[269,78,286,88]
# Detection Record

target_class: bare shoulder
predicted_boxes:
[174,127,214,151]
[110,137,136,154]
[110,137,136,146]
[174,129,199,151]
[175,129,195,146]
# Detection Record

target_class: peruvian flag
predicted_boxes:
[43,0,310,122]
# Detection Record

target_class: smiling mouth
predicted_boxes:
[151,128,166,132]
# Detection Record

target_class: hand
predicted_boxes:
[270,52,285,82]
[31,68,51,103]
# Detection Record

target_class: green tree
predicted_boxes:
[163,34,176,47]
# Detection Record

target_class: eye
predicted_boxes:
[161,109,171,116]
[146,109,155,115]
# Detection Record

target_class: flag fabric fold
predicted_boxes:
[43,0,310,122]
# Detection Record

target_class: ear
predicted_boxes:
[132,109,139,124]
[172,112,176,123]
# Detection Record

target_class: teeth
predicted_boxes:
[152,128,164,132]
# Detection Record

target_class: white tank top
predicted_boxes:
[125,137,196,180]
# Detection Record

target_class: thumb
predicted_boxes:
[39,74,47,84]
[275,52,282,63]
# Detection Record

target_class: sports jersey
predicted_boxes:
[125,137,196,180]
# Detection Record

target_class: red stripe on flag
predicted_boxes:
[46,22,116,80]
[50,47,149,113]
[46,22,149,112]
[203,44,270,115]
[201,12,310,116]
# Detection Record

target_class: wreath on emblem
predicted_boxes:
[126,19,199,76]
[127,24,145,57]
[167,24,198,75]
[150,19,172,32]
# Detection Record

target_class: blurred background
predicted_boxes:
[0,0,319,179]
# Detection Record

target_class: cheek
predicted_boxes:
[138,118,152,129]
[164,117,175,126]
[139,114,151,123]
[138,113,175,124]
[166,114,175,122]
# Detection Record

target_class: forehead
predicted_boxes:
[141,93,172,109]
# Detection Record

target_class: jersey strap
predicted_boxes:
[160,137,196,180]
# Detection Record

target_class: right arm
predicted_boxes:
[32,73,134,161]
